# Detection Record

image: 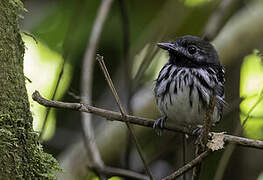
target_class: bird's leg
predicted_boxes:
[153,115,167,136]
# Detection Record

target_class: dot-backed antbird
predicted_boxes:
[154,35,225,130]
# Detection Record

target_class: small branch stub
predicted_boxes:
[207,132,225,151]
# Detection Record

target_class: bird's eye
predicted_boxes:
[188,46,197,54]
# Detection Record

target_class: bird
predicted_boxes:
[153,35,225,131]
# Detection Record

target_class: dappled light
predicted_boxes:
[23,35,73,140]
[240,52,263,139]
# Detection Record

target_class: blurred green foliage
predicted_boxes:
[86,172,99,180]
[85,172,122,180]
[109,176,123,180]
[23,34,72,140]
[184,0,213,6]
[240,50,263,139]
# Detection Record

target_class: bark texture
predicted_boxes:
[0,0,59,179]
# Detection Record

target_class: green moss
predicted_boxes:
[0,0,60,179]
[9,0,24,11]
[0,115,60,179]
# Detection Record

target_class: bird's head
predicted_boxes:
[157,35,220,67]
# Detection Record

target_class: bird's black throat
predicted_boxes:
[168,51,219,69]
[168,51,200,68]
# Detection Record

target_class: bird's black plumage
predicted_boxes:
[154,35,225,128]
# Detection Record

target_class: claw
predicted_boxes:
[153,116,167,136]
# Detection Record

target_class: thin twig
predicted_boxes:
[162,150,211,180]
[201,93,216,148]
[97,55,126,115]
[32,91,263,150]
[39,60,65,141]
[192,92,216,180]
[241,91,263,129]
[96,55,154,180]
[80,0,114,178]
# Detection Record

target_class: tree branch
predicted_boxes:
[162,150,211,180]
[80,0,114,178]
[32,91,263,150]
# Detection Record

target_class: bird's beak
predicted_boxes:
[157,43,177,51]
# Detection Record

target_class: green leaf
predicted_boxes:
[240,50,263,139]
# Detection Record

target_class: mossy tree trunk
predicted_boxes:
[0,0,59,179]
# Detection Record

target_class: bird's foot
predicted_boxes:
[192,125,203,136]
[192,125,203,145]
[153,116,167,136]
